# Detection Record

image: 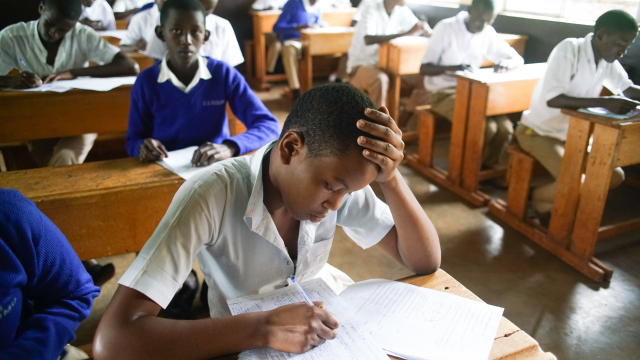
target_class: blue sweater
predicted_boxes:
[0,189,100,360]
[126,57,281,157]
[273,0,322,42]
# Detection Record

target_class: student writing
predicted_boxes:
[79,0,117,31]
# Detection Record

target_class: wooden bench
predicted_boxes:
[406,63,547,207]
[489,109,640,282]
[378,34,529,123]
[250,8,356,90]
[116,18,128,30]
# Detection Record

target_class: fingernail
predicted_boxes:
[365,108,372,114]
[364,150,370,156]
[358,137,365,144]
[358,120,364,127]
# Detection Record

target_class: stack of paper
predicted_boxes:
[578,107,640,120]
[227,278,390,360]
[5,76,137,93]
[156,146,214,180]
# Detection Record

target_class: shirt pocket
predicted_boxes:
[307,237,333,270]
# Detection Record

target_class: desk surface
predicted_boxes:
[455,63,548,85]
[561,108,640,128]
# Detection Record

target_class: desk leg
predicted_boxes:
[417,110,435,167]
[448,80,471,185]
[388,74,401,122]
[253,30,269,90]
[461,82,488,192]
[570,124,620,260]
[300,51,312,94]
[548,117,593,244]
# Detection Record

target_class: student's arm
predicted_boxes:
[417,21,468,76]
[359,107,441,274]
[119,14,148,52]
[419,63,472,76]
[0,192,100,359]
[114,8,139,20]
[125,75,169,160]
[43,52,139,83]
[363,21,425,45]
[547,94,640,114]
[486,30,524,73]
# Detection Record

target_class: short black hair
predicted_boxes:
[280,83,381,158]
[470,0,495,12]
[160,0,206,26]
[43,0,82,20]
[594,10,638,35]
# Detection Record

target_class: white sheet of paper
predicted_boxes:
[227,278,390,360]
[578,107,640,120]
[339,279,504,360]
[4,76,136,93]
[156,146,214,180]
[97,30,128,39]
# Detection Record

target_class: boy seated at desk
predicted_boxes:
[0,0,138,286]
[80,0,116,31]
[346,0,430,108]
[95,84,440,360]
[409,0,523,170]
[252,0,288,76]
[125,0,281,319]
[120,0,244,67]
[112,0,153,20]
[516,10,640,223]
[0,189,100,360]
[272,0,324,100]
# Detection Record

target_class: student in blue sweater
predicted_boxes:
[273,0,324,100]
[126,0,280,166]
[0,189,100,360]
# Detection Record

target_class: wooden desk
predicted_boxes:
[406,63,547,207]
[378,34,529,123]
[0,158,184,261]
[127,51,156,71]
[299,27,355,93]
[116,18,128,30]
[250,8,356,90]
[489,109,640,282]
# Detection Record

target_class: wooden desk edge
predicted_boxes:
[561,108,640,128]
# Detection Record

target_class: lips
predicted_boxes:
[310,213,327,223]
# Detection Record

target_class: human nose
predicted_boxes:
[323,194,343,212]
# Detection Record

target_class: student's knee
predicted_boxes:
[610,168,625,189]
[373,71,389,91]
[485,118,498,140]
[495,115,514,135]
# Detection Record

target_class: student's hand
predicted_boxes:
[493,63,508,73]
[601,96,640,114]
[419,20,432,37]
[139,138,169,162]
[264,301,339,354]
[191,142,238,167]
[80,18,105,30]
[135,38,148,52]
[456,64,473,72]
[13,72,43,88]
[407,21,426,36]
[43,71,75,84]
[357,107,405,184]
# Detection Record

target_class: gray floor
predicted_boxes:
[74,84,640,360]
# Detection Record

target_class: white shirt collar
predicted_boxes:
[302,0,319,12]
[157,54,212,93]
[582,33,600,69]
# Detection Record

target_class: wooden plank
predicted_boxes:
[505,148,535,219]
[485,77,541,116]
[116,18,128,30]
[547,117,593,244]
[299,28,354,93]
[447,79,471,185]
[616,124,640,167]
[0,86,132,143]
[461,82,489,192]
[388,74,402,121]
[416,109,435,167]
[598,217,640,240]
[321,8,357,26]
[385,37,429,75]
[570,124,622,259]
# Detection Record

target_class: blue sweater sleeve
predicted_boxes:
[0,189,100,360]
[273,0,303,35]
[126,71,155,158]
[225,67,281,155]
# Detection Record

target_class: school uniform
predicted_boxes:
[112,0,152,13]
[120,2,159,58]
[517,33,629,213]
[80,0,117,31]
[252,0,288,10]
[272,0,322,90]
[418,11,524,168]
[0,20,119,167]
[126,55,281,157]
[145,14,245,67]
[0,189,100,360]
[346,0,418,107]
[119,141,395,318]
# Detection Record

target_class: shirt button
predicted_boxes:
[286,260,291,265]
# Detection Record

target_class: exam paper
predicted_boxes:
[227,278,389,360]
[97,30,128,39]
[4,76,136,92]
[578,107,640,120]
[156,146,213,180]
[339,279,504,360]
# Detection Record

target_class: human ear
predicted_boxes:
[278,131,304,165]
[204,30,211,42]
[155,25,165,42]
[38,2,45,14]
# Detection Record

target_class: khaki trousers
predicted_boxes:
[348,65,389,108]
[28,133,97,167]
[515,124,625,213]
[265,33,281,73]
[281,39,302,90]
[430,88,513,168]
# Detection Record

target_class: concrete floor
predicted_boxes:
[74,84,640,360]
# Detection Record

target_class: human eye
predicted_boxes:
[324,182,333,191]
[171,28,181,34]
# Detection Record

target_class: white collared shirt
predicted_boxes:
[421,11,524,91]
[252,0,288,10]
[118,141,395,318]
[119,3,160,57]
[521,33,634,141]
[145,14,245,66]
[112,0,152,12]
[157,54,212,93]
[81,0,116,31]
[0,20,119,78]
[347,0,418,73]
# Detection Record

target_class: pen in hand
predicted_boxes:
[19,58,33,73]
[290,276,315,306]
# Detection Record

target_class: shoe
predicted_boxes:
[84,262,115,287]
[160,270,199,320]
[526,203,551,228]
[200,280,209,312]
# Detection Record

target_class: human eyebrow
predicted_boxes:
[334,177,349,191]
